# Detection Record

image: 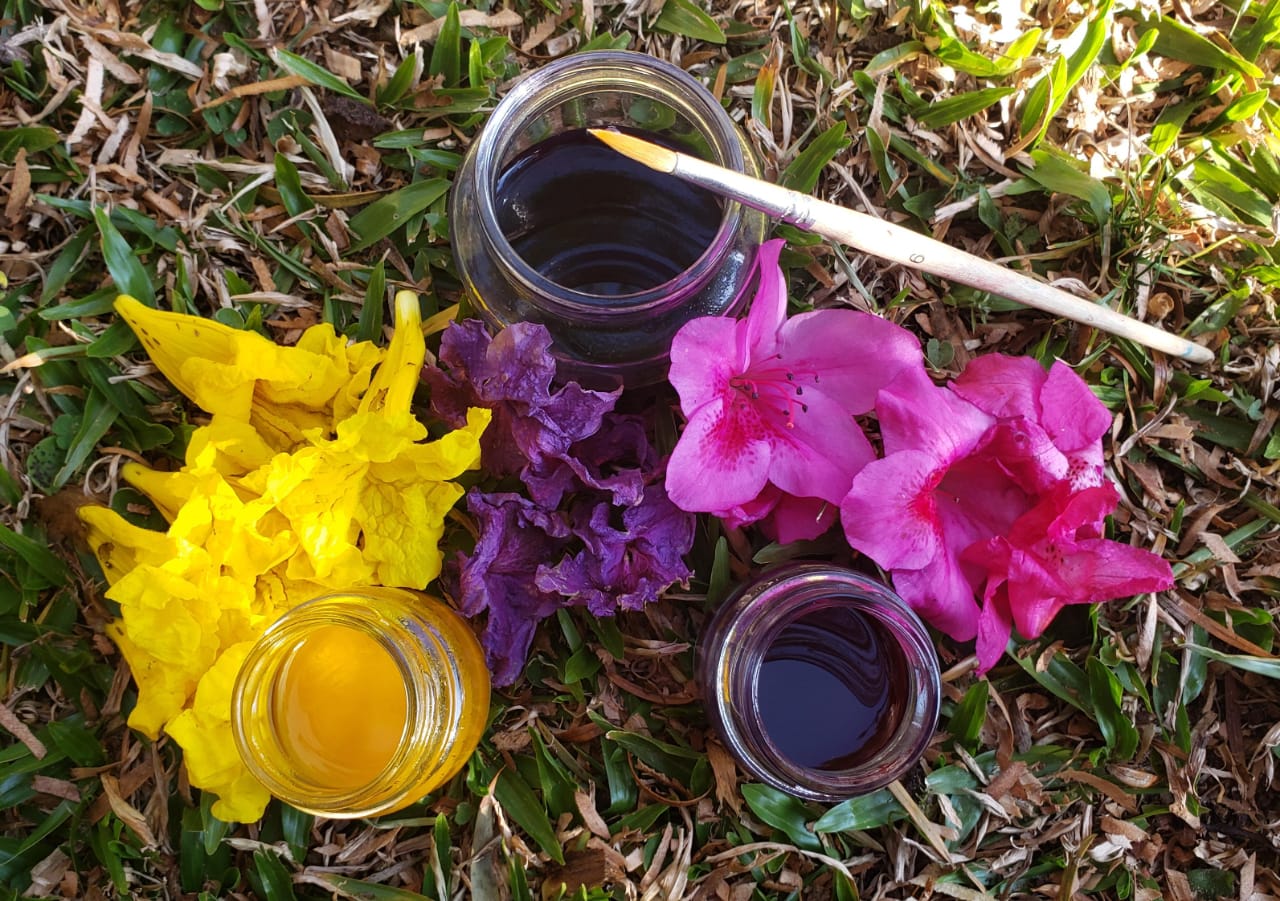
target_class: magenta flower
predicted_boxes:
[840,365,1032,639]
[963,482,1173,673]
[665,239,923,541]
[950,354,1110,493]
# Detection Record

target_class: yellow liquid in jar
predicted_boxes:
[274,624,408,790]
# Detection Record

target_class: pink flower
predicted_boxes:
[963,482,1173,673]
[950,355,1110,492]
[842,353,1170,672]
[840,366,1032,639]
[665,239,923,541]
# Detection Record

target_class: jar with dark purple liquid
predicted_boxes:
[699,564,941,802]
[450,51,768,387]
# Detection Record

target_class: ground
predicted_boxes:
[1,0,1279,899]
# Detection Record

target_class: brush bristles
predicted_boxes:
[586,128,680,173]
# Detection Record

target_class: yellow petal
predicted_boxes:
[166,642,272,823]
[79,505,177,583]
[359,291,424,417]
[109,622,197,739]
[358,479,463,586]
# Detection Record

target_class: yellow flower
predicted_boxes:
[85,291,489,822]
[166,642,272,823]
[114,296,381,449]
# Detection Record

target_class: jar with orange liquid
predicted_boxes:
[231,588,491,818]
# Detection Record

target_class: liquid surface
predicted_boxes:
[495,128,723,296]
[756,606,907,771]
[273,624,408,791]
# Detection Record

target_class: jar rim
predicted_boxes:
[231,592,458,818]
[702,564,942,802]
[468,50,749,319]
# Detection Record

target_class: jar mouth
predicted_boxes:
[470,51,748,319]
[704,566,941,803]
[231,595,452,818]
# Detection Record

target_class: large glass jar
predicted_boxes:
[450,50,768,387]
[232,588,490,818]
[699,564,941,802]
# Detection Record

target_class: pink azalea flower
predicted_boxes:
[840,366,1033,639]
[665,239,923,541]
[963,482,1174,673]
[950,355,1110,492]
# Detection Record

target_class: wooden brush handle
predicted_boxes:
[808,198,1213,364]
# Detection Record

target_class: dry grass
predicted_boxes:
[2,0,1279,898]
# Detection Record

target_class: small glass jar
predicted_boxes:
[699,563,940,802]
[232,588,490,818]
[450,50,768,387]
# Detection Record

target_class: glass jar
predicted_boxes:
[699,563,940,802]
[450,50,768,387]
[232,588,491,818]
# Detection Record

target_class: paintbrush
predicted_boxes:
[587,128,1213,366]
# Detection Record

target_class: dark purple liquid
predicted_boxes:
[494,128,723,296]
[757,606,907,771]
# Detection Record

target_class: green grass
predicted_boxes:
[2,0,1280,898]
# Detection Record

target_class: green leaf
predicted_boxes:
[1138,15,1264,78]
[653,0,726,44]
[380,50,423,106]
[427,2,463,88]
[273,48,368,103]
[52,389,117,489]
[302,874,433,900]
[740,784,822,851]
[251,849,297,901]
[493,769,565,864]
[0,126,59,163]
[273,153,314,218]
[357,259,387,343]
[914,86,1017,128]
[864,40,925,77]
[813,787,905,833]
[1086,658,1140,758]
[0,523,67,587]
[1023,147,1111,222]
[780,122,851,194]
[947,679,988,750]
[1184,645,1280,679]
[93,207,154,307]
[348,178,451,251]
[605,729,700,785]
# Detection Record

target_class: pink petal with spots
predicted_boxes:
[1039,360,1111,453]
[668,315,744,416]
[766,386,877,505]
[841,449,943,571]
[876,366,996,459]
[664,394,771,512]
[778,308,924,415]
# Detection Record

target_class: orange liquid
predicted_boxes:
[273,625,408,791]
